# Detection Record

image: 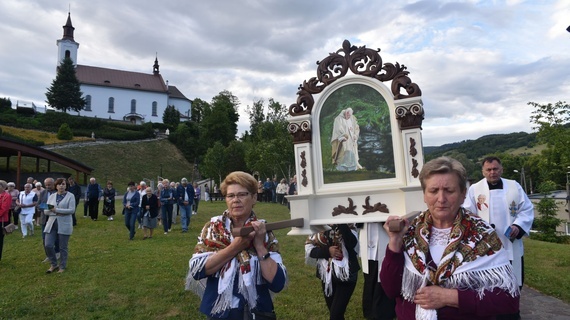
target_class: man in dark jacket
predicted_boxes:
[176,178,194,233]
[87,177,102,221]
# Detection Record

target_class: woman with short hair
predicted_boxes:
[102,181,116,221]
[44,178,75,273]
[141,187,159,239]
[16,183,37,238]
[123,182,140,240]
[380,157,520,319]
[7,182,20,227]
[186,171,287,319]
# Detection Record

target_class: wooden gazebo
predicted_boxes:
[0,137,93,189]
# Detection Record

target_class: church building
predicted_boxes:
[56,13,191,124]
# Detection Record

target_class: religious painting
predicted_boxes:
[319,83,395,184]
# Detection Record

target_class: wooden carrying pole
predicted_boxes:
[232,218,304,237]
[387,211,421,232]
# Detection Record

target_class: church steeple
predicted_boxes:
[56,12,79,67]
[62,12,75,41]
[153,54,160,75]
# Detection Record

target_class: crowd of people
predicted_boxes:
[1,155,534,319]
[256,175,297,204]
[0,175,206,271]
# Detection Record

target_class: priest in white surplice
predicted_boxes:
[463,156,534,320]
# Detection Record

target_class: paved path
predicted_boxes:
[520,285,570,319]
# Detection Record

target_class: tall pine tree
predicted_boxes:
[45,56,86,112]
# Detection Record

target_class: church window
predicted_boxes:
[108,97,115,113]
[65,50,70,58]
[152,101,158,116]
[85,95,92,111]
[131,99,137,113]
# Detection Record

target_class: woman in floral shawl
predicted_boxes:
[305,223,359,320]
[380,157,520,320]
[186,171,287,319]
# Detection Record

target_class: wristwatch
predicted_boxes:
[259,252,270,261]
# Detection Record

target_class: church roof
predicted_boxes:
[76,65,168,93]
[168,85,191,101]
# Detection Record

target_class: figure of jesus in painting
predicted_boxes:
[331,108,363,171]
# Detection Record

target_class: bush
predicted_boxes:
[530,232,570,244]
[57,123,74,140]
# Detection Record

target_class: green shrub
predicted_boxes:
[57,123,74,140]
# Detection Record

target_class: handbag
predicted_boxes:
[2,223,17,235]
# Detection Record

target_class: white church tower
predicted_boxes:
[56,12,79,67]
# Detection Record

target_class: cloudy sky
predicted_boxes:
[1,0,569,146]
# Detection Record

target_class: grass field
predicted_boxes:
[2,199,569,320]
[0,125,93,145]
[2,126,568,319]
[0,200,363,319]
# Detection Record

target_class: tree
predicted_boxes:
[529,101,570,188]
[169,121,205,164]
[45,57,86,112]
[200,90,240,147]
[163,105,180,129]
[201,142,227,184]
[247,98,265,138]
[225,140,247,173]
[190,98,209,123]
[532,180,564,243]
[0,97,11,109]
[57,123,74,140]
[244,98,294,180]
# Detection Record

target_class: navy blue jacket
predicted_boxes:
[176,184,195,206]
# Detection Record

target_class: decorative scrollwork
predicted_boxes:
[301,169,308,187]
[411,158,419,178]
[332,198,357,216]
[289,39,422,117]
[409,137,417,157]
[361,196,390,215]
[395,103,424,130]
[300,151,307,168]
[287,121,312,143]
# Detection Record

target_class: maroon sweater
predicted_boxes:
[380,247,519,319]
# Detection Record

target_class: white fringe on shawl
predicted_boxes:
[304,242,350,297]
[401,247,519,320]
[185,213,286,316]
[185,251,285,316]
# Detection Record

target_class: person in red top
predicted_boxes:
[380,157,519,319]
[0,180,13,261]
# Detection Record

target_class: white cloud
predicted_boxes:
[1,0,569,146]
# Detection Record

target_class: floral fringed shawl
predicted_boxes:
[402,208,520,320]
[304,225,357,297]
[185,210,283,316]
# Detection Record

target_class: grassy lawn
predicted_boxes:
[0,200,362,319]
[0,125,93,145]
[1,199,569,319]
[524,237,570,302]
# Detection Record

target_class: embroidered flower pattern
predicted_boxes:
[404,208,503,286]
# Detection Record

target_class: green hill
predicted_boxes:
[51,139,196,188]
[424,131,539,159]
